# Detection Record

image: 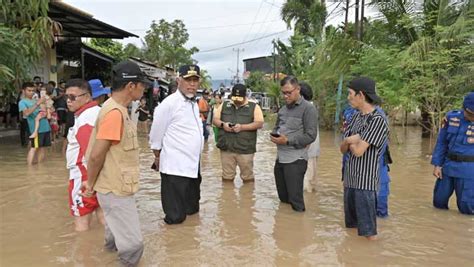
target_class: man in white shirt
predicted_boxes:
[149,64,204,224]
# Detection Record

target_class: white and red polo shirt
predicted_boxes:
[66,101,100,181]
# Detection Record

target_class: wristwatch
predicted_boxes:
[220,122,224,128]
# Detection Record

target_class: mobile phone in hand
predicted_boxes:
[228,123,235,128]
[270,132,280,137]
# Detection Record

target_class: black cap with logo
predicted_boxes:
[231,83,247,97]
[179,64,201,78]
[113,61,150,85]
[347,77,381,104]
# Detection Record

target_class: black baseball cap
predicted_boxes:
[113,61,150,85]
[179,64,201,78]
[231,83,247,97]
[347,77,381,104]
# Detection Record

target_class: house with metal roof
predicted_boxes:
[33,1,137,84]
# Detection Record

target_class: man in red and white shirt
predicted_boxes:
[65,79,105,231]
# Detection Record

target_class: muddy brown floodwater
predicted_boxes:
[0,125,472,266]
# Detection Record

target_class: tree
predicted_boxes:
[265,81,282,110]
[399,0,474,136]
[244,71,267,92]
[275,33,317,76]
[143,19,198,70]
[369,0,420,46]
[87,38,125,60]
[123,43,143,59]
[1,0,60,96]
[199,69,212,90]
[281,0,327,38]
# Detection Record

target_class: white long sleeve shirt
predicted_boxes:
[149,91,203,178]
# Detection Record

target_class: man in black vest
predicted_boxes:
[213,84,264,183]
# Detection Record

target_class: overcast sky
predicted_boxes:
[64,0,373,80]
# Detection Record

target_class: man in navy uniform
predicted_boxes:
[431,91,474,215]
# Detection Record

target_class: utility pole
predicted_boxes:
[344,0,350,33]
[360,0,365,41]
[233,48,244,83]
[272,39,277,82]
[354,0,359,40]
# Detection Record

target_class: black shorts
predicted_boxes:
[57,110,67,124]
[30,132,52,148]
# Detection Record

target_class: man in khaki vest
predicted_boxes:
[84,61,149,266]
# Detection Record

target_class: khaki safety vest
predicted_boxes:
[86,97,140,196]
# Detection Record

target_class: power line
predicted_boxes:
[125,19,282,32]
[327,2,347,22]
[196,30,289,53]
[263,0,282,8]
[189,19,280,30]
[186,10,251,24]
[242,0,265,43]
[327,1,343,19]
[249,0,277,49]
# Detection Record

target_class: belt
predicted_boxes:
[447,153,474,162]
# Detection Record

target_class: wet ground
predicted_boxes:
[0,126,472,266]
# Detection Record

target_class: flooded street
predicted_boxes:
[0,125,472,266]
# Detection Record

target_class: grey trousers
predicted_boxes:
[97,192,144,267]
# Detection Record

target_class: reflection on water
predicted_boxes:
[0,126,473,266]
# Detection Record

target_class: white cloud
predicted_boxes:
[64,0,368,79]
[64,0,294,79]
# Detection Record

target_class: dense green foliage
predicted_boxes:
[199,69,212,90]
[274,0,473,134]
[0,0,59,98]
[245,71,269,92]
[143,19,198,70]
[87,38,126,60]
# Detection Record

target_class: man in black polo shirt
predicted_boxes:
[340,77,389,240]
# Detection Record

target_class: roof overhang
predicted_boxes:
[49,2,137,39]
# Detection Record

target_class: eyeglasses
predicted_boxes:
[281,88,297,96]
[65,92,88,101]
